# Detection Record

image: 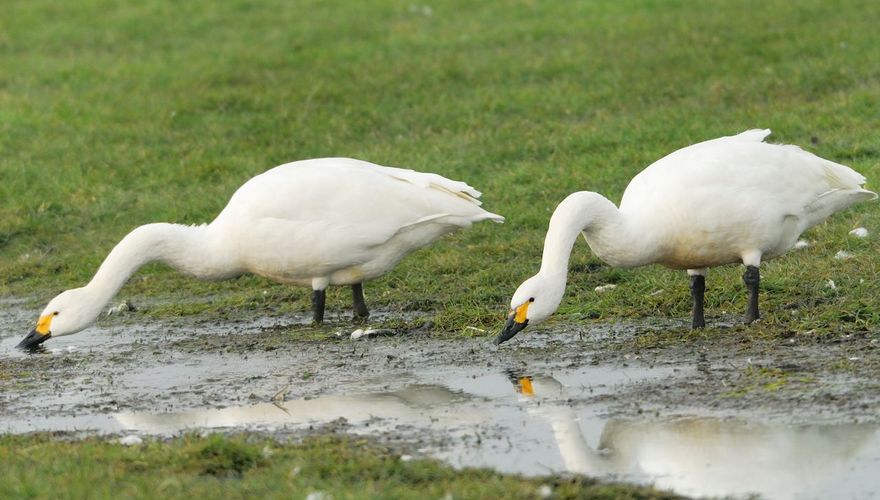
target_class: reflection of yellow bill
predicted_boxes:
[519,377,534,396]
[36,314,54,335]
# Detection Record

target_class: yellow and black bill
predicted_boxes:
[496,304,529,345]
[18,315,52,350]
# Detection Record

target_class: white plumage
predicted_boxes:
[498,130,876,343]
[614,129,873,269]
[214,158,502,287]
[20,158,503,347]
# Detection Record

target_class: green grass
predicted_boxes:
[0,434,680,499]
[2,0,879,335]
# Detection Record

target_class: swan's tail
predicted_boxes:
[473,211,505,223]
[803,158,877,228]
[742,129,878,200]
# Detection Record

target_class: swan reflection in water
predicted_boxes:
[115,372,878,500]
[510,373,878,500]
[115,384,483,434]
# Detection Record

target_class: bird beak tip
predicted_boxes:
[495,316,527,345]
[17,329,50,351]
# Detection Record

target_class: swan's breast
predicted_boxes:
[658,237,745,269]
[653,212,802,269]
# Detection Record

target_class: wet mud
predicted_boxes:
[1,297,879,499]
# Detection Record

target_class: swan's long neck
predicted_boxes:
[83,223,238,311]
[535,191,654,312]
[539,192,627,276]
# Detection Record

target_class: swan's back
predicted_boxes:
[618,130,875,267]
[210,158,503,282]
[218,157,501,227]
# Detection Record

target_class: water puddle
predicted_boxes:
[2,301,879,499]
[4,362,880,499]
[116,372,880,500]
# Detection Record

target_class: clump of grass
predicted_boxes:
[187,435,262,477]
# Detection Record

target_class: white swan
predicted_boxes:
[497,130,876,343]
[19,158,503,349]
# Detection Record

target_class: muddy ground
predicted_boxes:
[2,296,879,498]
[3,300,876,421]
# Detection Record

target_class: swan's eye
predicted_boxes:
[529,297,535,302]
[53,312,59,316]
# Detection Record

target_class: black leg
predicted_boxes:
[743,265,760,324]
[311,289,326,324]
[352,283,370,319]
[690,274,706,329]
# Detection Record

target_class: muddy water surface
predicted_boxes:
[2,300,879,500]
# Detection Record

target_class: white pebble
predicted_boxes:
[106,300,135,316]
[409,4,433,16]
[400,454,413,462]
[350,328,385,340]
[119,435,143,446]
[849,227,868,238]
[594,284,617,293]
[305,492,331,500]
[825,280,837,290]
[834,250,854,260]
[793,239,811,249]
[537,484,553,498]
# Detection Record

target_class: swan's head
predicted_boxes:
[496,273,564,345]
[18,288,100,350]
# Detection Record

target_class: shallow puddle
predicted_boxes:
[2,301,879,499]
[4,360,880,499]
[115,370,879,500]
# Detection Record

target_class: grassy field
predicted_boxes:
[2,0,879,335]
[3,0,880,495]
[0,434,679,499]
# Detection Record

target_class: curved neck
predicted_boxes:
[540,191,655,277]
[539,192,622,276]
[547,408,604,474]
[83,223,236,312]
